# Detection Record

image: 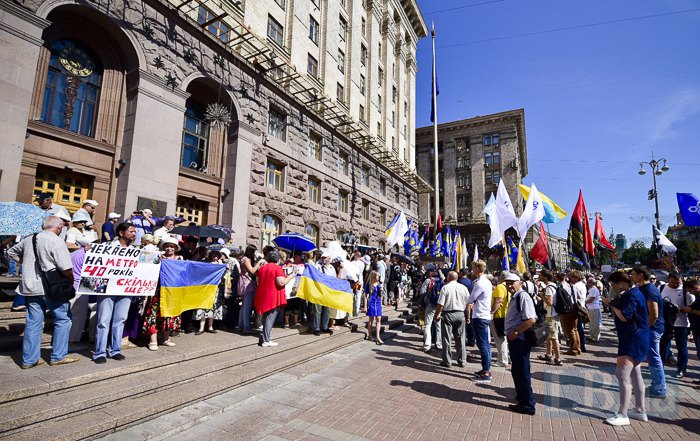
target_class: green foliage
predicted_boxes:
[621,240,653,266]
[675,239,700,270]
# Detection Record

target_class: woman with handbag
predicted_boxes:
[601,271,649,426]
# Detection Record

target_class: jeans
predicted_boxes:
[23,296,72,365]
[674,326,689,374]
[647,330,667,395]
[12,293,25,309]
[490,320,509,365]
[660,326,674,363]
[508,337,535,413]
[423,304,442,350]
[261,307,279,343]
[94,296,131,359]
[577,318,587,352]
[313,303,330,331]
[587,308,602,341]
[441,311,466,366]
[237,284,255,331]
[472,317,492,372]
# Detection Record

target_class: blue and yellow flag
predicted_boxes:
[160,260,227,317]
[297,264,353,314]
[431,232,442,257]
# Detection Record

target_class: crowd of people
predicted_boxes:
[3,193,700,424]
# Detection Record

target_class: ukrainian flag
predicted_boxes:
[159,260,227,317]
[297,264,353,314]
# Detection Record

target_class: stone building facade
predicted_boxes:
[0,0,429,249]
[415,109,528,250]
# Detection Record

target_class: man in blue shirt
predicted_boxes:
[632,266,666,398]
[101,212,120,242]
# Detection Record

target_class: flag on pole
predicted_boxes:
[450,228,458,261]
[297,264,353,314]
[443,225,453,258]
[505,237,519,270]
[494,180,518,245]
[437,212,443,233]
[473,243,479,262]
[515,182,545,243]
[483,192,501,248]
[652,225,677,254]
[403,219,413,255]
[461,239,469,270]
[385,210,408,248]
[516,245,527,274]
[410,229,421,254]
[567,190,595,268]
[431,232,442,257]
[593,213,614,250]
[420,226,430,255]
[530,222,551,266]
[453,230,462,270]
[518,184,568,224]
[677,193,700,226]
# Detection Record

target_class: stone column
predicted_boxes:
[0,2,49,201]
[114,70,188,216]
[221,122,258,247]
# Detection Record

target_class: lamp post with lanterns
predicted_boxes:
[638,155,669,229]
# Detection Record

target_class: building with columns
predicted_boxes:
[0,0,430,249]
[415,109,528,252]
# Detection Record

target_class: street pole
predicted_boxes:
[651,170,660,230]
[431,23,440,238]
[638,154,669,231]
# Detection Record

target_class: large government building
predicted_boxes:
[0,0,430,249]
[415,109,528,255]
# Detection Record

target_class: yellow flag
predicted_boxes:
[516,245,527,274]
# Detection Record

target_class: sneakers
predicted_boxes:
[262,341,279,347]
[49,356,79,366]
[21,359,45,369]
[162,340,176,347]
[676,371,685,378]
[473,373,492,384]
[627,410,648,422]
[648,392,666,399]
[148,343,159,351]
[494,361,508,368]
[604,414,630,426]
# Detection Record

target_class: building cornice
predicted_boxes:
[0,1,50,46]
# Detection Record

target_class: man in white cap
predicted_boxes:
[69,235,98,351]
[35,192,70,220]
[312,250,334,336]
[66,211,99,252]
[75,199,99,226]
[101,212,121,243]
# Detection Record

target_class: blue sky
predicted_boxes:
[414,0,700,245]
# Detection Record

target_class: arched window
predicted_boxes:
[305,224,320,247]
[181,99,210,170]
[359,236,369,245]
[41,39,103,137]
[261,214,281,249]
[336,230,345,243]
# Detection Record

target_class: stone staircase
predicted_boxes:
[0,280,54,351]
[0,300,417,440]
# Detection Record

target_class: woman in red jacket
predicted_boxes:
[254,249,296,347]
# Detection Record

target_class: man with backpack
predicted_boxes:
[660,273,694,378]
[421,264,443,353]
[555,272,580,356]
[537,269,563,365]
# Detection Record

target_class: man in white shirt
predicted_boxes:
[586,277,602,341]
[434,271,469,369]
[568,270,588,353]
[154,217,176,242]
[661,272,695,378]
[537,269,562,365]
[468,259,493,383]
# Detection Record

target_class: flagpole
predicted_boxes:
[544,222,555,269]
[431,22,440,239]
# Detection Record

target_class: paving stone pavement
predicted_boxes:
[109,317,700,441]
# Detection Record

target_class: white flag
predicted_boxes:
[495,180,518,244]
[483,193,502,248]
[652,225,677,254]
[473,243,479,262]
[515,182,546,243]
[385,211,408,248]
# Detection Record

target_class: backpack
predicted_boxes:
[427,277,443,307]
[553,282,575,315]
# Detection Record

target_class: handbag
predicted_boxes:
[576,304,590,324]
[32,234,75,302]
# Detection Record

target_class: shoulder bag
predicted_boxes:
[32,234,75,302]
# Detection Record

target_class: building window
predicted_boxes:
[274,0,285,9]
[378,41,382,56]
[338,49,345,73]
[404,101,408,117]
[457,175,471,188]
[309,16,320,44]
[41,39,103,137]
[362,200,370,221]
[379,178,386,196]
[181,99,210,170]
[392,86,397,103]
[308,131,322,160]
[338,152,349,175]
[377,94,382,113]
[339,16,347,42]
[308,177,321,204]
[359,104,366,123]
[336,230,346,243]
[261,214,281,249]
[337,83,345,106]
[380,208,387,225]
[457,194,470,207]
[307,54,319,79]
[198,6,230,43]
[484,133,500,146]
[394,186,400,203]
[360,44,367,66]
[266,159,285,191]
[361,17,366,37]
[360,74,366,95]
[267,15,284,46]
[338,190,349,213]
[33,166,91,214]
[378,67,384,86]
[485,170,501,185]
[361,165,370,187]
[305,224,320,246]
[268,107,286,141]
[391,111,395,127]
[377,121,382,137]
[485,151,501,166]
[176,197,208,225]
[359,236,369,245]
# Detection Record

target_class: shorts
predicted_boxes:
[546,316,562,340]
[285,297,301,315]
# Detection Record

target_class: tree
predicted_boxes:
[621,240,653,266]
[674,239,700,271]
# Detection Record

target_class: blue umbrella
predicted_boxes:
[0,202,49,236]
[273,233,317,254]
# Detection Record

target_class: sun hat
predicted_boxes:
[108,212,121,220]
[82,199,99,207]
[71,211,91,223]
[159,236,181,252]
[505,272,521,282]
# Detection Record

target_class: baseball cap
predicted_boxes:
[83,199,99,207]
[505,272,521,282]
[142,208,153,215]
[108,212,121,219]
[54,211,72,223]
[35,192,53,201]
[220,248,231,257]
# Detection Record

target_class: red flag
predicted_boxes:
[568,190,595,268]
[530,221,550,265]
[593,213,614,250]
[437,213,443,233]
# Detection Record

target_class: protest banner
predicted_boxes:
[77,243,161,296]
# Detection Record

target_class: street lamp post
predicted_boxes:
[638,155,669,229]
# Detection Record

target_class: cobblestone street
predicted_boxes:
[112,317,700,441]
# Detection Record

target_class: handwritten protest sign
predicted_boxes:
[77,244,161,296]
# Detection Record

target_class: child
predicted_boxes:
[365,271,383,345]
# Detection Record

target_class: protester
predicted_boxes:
[537,269,562,365]
[569,270,588,353]
[282,252,305,328]
[8,216,77,368]
[313,251,334,336]
[434,271,469,369]
[586,277,602,341]
[680,279,700,361]
[254,249,295,347]
[194,251,225,335]
[153,217,176,242]
[101,212,121,242]
[93,222,137,364]
[557,272,580,356]
[74,199,99,226]
[458,269,476,347]
[631,266,666,399]
[68,236,98,351]
[128,208,157,245]
[238,245,264,334]
[601,271,649,426]
[468,259,493,382]
[660,273,694,378]
[504,271,537,415]
[420,264,443,353]
[365,270,383,344]
[66,211,98,252]
[490,270,510,368]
